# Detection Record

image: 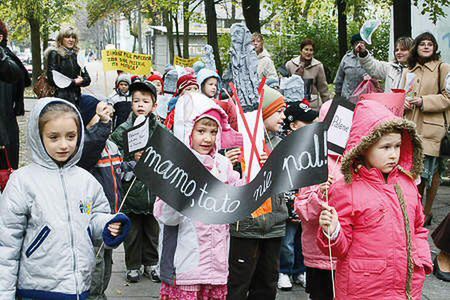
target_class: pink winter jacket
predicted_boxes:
[295,154,342,270]
[317,100,432,299]
[154,96,242,286]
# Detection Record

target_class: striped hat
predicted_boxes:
[262,85,286,120]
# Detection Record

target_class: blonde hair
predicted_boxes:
[39,103,81,139]
[56,26,79,51]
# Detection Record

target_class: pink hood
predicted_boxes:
[341,100,423,183]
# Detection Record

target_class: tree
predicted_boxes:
[204,0,222,73]
[336,0,347,58]
[242,0,261,32]
[393,0,411,40]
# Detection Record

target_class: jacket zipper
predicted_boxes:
[60,169,80,299]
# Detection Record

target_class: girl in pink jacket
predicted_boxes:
[294,100,340,300]
[318,100,432,300]
[154,96,242,299]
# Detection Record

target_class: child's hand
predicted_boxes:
[96,102,112,123]
[134,151,143,162]
[259,152,268,165]
[225,148,241,166]
[319,203,339,235]
[108,222,122,237]
[404,99,412,110]
[319,175,335,195]
[74,76,84,86]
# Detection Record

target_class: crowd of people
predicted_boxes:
[1,21,450,300]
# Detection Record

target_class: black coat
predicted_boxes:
[46,48,91,105]
[0,46,31,169]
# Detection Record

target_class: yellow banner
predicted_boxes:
[101,49,152,75]
[174,56,201,68]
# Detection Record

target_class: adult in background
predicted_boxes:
[334,33,370,99]
[0,20,31,170]
[285,39,330,109]
[45,26,91,106]
[432,213,450,282]
[356,37,414,92]
[252,32,278,81]
[402,32,450,225]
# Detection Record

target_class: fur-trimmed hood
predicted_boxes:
[43,46,78,60]
[341,100,423,183]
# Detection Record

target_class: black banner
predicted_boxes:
[135,123,328,224]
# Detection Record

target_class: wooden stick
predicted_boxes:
[96,176,137,257]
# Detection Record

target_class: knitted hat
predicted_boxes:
[351,33,363,45]
[176,74,199,95]
[197,68,220,88]
[283,102,318,130]
[147,73,164,92]
[116,73,131,86]
[262,85,286,120]
[78,95,99,125]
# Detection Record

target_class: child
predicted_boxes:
[110,80,161,283]
[154,98,241,300]
[318,100,432,299]
[147,73,164,95]
[148,73,171,124]
[0,98,129,299]
[78,95,125,299]
[107,73,132,129]
[197,68,238,131]
[228,85,288,300]
[164,73,199,130]
[294,100,338,300]
[277,102,318,291]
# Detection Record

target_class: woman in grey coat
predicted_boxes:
[334,34,370,99]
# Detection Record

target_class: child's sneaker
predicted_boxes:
[143,265,161,283]
[293,272,306,288]
[126,269,141,283]
[277,273,292,291]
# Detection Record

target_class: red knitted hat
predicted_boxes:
[176,74,199,95]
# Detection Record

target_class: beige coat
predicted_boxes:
[257,49,278,81]
[403,60,450,156]
[285,56,330,106]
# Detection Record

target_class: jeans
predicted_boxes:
[279,221,305,276]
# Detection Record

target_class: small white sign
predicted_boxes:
[127,117,149,153]
[328,106,354,151]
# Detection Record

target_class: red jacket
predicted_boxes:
[317,100,432,299]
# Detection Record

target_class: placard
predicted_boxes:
[135,123,328,224]
[323,97,356,154]
[101,49,152,75]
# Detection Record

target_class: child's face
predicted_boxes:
[42,115,78,163]
[181,85,199,96]
[365,132,402,174]
[264,107,286,133]
[191,118,218,155]
[118,82,129,93]
[202,78,218,98]
[132,91,156,116]
[151,80,163,94]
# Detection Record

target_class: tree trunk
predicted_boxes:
[163,10,175,65]
[242,0,261,33]
[204,0,221,73]
[393,0,411,41]
[173,14,182,57]
[336,0,347,59]
[183,1,190,58]
[29,17,42,83]
[302,0,313,19]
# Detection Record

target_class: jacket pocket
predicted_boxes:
[25,225,51,258]
[354,205,386,230]
[347,258,387,295]
[422,114,445,142]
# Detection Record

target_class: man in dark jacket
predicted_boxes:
[0,20,31,169]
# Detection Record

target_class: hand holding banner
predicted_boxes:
[135,123,328,224]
